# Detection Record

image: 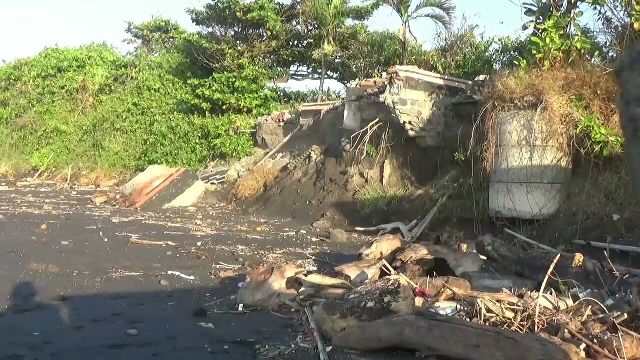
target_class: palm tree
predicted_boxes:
[301,0,348,101]
[383,0,455,64]
[301,0,375,101]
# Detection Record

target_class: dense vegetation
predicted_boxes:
[0,0,638,175]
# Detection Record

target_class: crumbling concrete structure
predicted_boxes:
[342,66,482,149]
[384,66,480,147]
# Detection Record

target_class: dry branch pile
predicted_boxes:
[237,227,640,360]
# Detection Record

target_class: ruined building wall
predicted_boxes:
[382,66,479,149]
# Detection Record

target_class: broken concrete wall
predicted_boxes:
[384,66,479,148]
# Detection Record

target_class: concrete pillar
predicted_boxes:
[343,87,364,130]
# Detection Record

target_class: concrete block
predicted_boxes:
[344,87,365,130]
[121,165,176,197]
[140,170,199,211]
[164,180,207,208]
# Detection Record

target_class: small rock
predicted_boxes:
[40,224,47,230]
[312,219,330,230]
[61,241,70,245]
[192,307,208,318]
[126,329,139,336]
[330,229,348,242]
[159,279,169,286]
[165,251,172,256]
[612,214,621,221]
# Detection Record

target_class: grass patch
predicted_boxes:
[232,165,280,200]
[356,185,408,218]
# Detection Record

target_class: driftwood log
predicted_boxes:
[477,235,548,280]
[392,242,484,277]
[237,263,305,307]
[313,276,415,336]
[358,234,406,262]
[335,259,382,286]
[329,313,583,360]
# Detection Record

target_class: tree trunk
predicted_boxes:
[401,22,408,65]
[617,42,640,201]
[317,56,326,102]
[329,313,582,360]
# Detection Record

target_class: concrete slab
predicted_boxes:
[137,170,199,211]
[121,165,176,197]
[164,180,207,208]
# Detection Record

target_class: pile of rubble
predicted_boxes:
[236,225,640,360]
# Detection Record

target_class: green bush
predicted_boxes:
[419,24,495,80]
[276,88,343,104]
[573,97,623,157]
[0,43,271,173]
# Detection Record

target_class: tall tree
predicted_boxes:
[188,0,307,73]
[382,0,454,64]
[301,0,376,101]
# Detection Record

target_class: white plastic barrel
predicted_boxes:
[488,110,571,219]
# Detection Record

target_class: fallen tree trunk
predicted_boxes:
[330,313,582,360]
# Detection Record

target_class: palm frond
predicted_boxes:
[384,0,412,22]
[409,0,453,29]
[410,10,450,28]
[411,0,454,21]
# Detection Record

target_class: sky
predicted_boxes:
[0,0,525,63]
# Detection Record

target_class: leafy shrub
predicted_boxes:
[185,58,278,115]
[0,43,269,173]
[277,88,342,104]
[419,23,496,80]
[573,98,623,156]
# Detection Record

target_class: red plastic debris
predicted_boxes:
[413,288,430,298]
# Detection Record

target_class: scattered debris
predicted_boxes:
[354,194,449,242]
[305,306,330,360]
[197,322,215,329]
[130,238,177,246]
[110,270,144,277]
[358,234,406,262]
[167,271,196,280]
[237,264,305,308]
[573,239,640,254]
[335,259,382,286]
